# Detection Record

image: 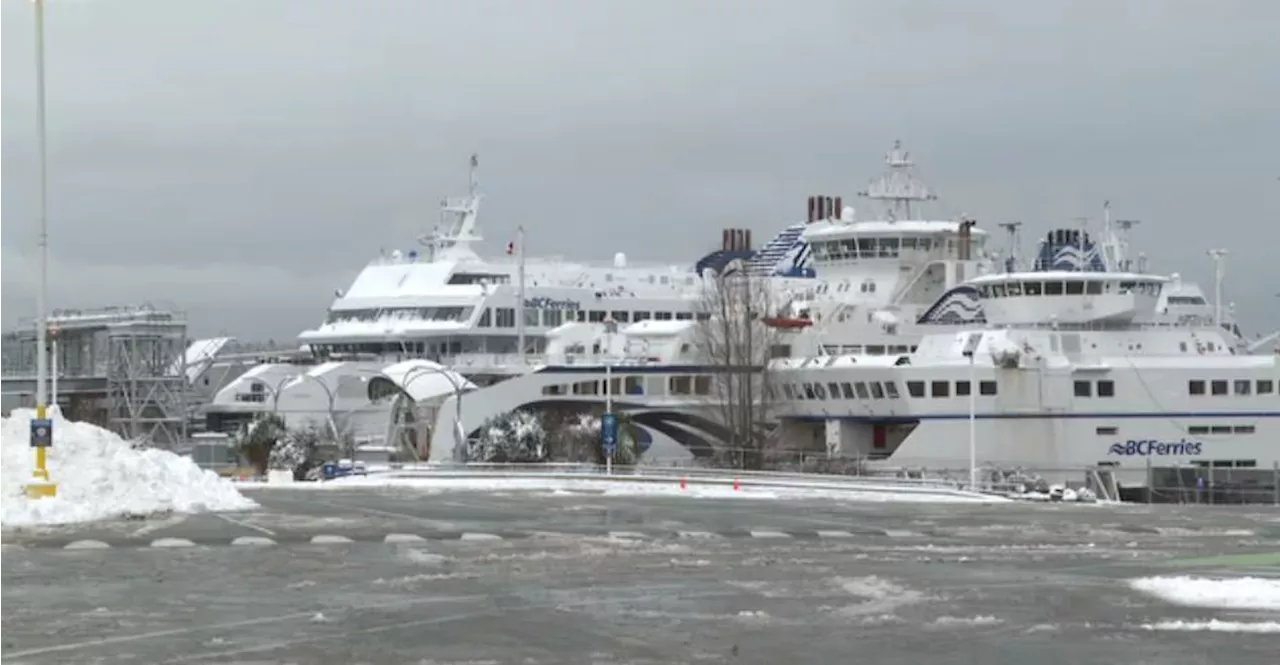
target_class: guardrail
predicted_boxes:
[348,462,994,500]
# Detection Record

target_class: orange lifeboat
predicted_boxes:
[761,316,813,330]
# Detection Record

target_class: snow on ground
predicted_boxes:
[1139,619,1280,634]
[2,409,256,527]
[262,474,1002,503]
[1128,576,1280,611]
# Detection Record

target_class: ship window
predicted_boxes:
[1097,380,1115,397]
[669,376,692,395]
[992,284,1006,298]
[541,385,565,396]
[1065,281,1085,295]
[1234,425,1256,434]
[1096,426,1118,436]
[857,238,875,256]
[930,380,949,398]
[495,308,516,327]
[543,309,563,327]
[813,383,827,399]
[1005,282,1022,297]
[907,381,926,398]
[633,311,651,321]
[1180,341,1188,353]
[1258,379,1275,395]
[654,311,672,320]
[884,382,900,399]
[588,310,606,323]
[901,237,917,250]
[693,375,712,395]
[870,382,885,399]
[1235,460,1257,467]
[625,376,643,395]
[1022,281,1043,296]
[1074,380,1092,398]
[1188,380,1205,395]
[1234,379,1251,396]
[1210,425,1232,434]
[828,382,842,399]
[852,382,869,399]
[840,382,855,399]
[1086,280,1103,295]
[679,312,698,321]
[954,380,971,397]
[610,311,630,323]
[524,308,539,327]
[1188,426,1209,435]
[1044,281,1064,296]
[879,238,899,257]
[782,384,795,399]
[1210,380,1228,396]
[801,383,815,399]
[478,308,492,327]
[980,380,997,396]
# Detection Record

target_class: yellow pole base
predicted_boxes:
[24,481,58,499]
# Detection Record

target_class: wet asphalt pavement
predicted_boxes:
[3,487,1280,664]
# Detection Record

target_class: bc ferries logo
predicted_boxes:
[524,297,580,311]
[1108,439,1203,457]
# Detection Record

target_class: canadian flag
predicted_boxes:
[505,240,515,255]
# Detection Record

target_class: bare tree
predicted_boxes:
[690,268,782,469]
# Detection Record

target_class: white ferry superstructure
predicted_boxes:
[769,266,1279,487]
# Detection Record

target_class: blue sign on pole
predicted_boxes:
[30,418,53,448]
[601,413,619,454]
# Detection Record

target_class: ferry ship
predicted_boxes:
[768,246,1279,489]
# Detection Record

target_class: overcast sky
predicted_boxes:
[3,0,1278,341]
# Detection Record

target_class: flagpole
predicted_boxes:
[516,225,526,366]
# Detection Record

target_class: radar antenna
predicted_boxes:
[856,140,938,222]
[997,221,1023,272]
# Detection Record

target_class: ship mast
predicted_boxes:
[856,140,938,221]
[421,154,484,261]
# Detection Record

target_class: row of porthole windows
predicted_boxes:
[1096,425,1256,436]
[779,378,1000,401]
[1188,379,1277,397]
[540,375,713,398]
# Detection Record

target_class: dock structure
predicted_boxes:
[2,305,188,447]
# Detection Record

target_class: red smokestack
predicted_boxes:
[834,196,843,220]
[807,196,816,223]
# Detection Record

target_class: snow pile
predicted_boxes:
[987,334,1022,368]
[1140,619,1280,634]
[1128,576,1280,611]
[2,408,257,527]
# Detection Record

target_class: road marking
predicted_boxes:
[816,530,855,539]
[749,530,792,539]
[459,532,502,542]
[884,529,920,538]
[608,531,648,540]
[384,533,426,543]
[676,531,720,539]
[131,514,189,538]
[215,512,277,537]
[150,538,196,548]
[230,536,276,547]
[310,534,354,544]
[64,539,111,550]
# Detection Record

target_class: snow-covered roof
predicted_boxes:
[372,359,476,403]
[803,220,988,239]
[172,336,233,381]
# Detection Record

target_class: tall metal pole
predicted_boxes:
[1208,249,1227,329]
[516,225,526,366]
[968,354,977,491]
[605,360,613,476]
[27,0,57,498]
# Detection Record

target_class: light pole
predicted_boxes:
[602,319,618,475]
[401,365,468,461]
[26,0,57,499]
[960,333,981,491]
[268,373,340,455]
